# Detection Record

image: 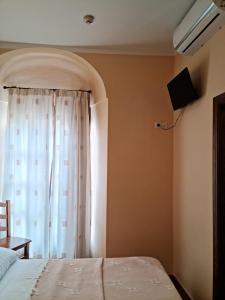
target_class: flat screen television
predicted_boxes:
[167,67,199,111]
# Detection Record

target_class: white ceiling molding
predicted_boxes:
[0,41,176,56]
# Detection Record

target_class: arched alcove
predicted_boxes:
[0,48,108,257]
[0,47,107,103]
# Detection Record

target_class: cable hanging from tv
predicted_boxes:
[159,108,185,130]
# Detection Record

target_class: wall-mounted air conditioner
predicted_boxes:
[173,0,225,55]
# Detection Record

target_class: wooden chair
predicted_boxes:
[0,200,31,258]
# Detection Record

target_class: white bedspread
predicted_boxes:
[0,257,181,300]
[0,259,47,300]
[104,257,181,300]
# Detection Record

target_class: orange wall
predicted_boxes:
[173,26,225,300]
[80,53,174,271]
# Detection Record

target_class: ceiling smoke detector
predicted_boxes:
[83,15,95,24]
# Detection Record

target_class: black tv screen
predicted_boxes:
[167,67,199,111]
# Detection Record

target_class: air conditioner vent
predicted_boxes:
[182,13,220,53]
[173,0,225,55]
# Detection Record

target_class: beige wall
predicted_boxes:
[81,53,174,271]
[173,26,225,300]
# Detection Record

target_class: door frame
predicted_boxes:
[213,92,225,300]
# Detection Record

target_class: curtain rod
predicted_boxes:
[3,86,91,93]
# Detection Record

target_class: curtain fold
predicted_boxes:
[50,90,91,258]
[3,88,90,258]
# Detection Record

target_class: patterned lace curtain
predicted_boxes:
[50,90,91,258]
[3,88,90,258]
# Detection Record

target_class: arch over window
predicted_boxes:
[0,48,108,257]
[0,47,107,104]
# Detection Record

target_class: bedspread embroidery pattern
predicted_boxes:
[30,257,181,300]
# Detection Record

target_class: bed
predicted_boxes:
[0,248,181,300]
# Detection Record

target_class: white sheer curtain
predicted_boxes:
[50,90,91,258]
[3,88,90,258]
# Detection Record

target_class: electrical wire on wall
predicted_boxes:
[159,108,185,130]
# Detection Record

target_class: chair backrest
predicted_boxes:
[0,200,11,237]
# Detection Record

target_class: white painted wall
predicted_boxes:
[90,100,108,257]
[0,48,107,104]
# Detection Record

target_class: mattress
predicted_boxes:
[0,257,181,300]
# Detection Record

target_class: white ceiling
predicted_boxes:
[0,0,195,55]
